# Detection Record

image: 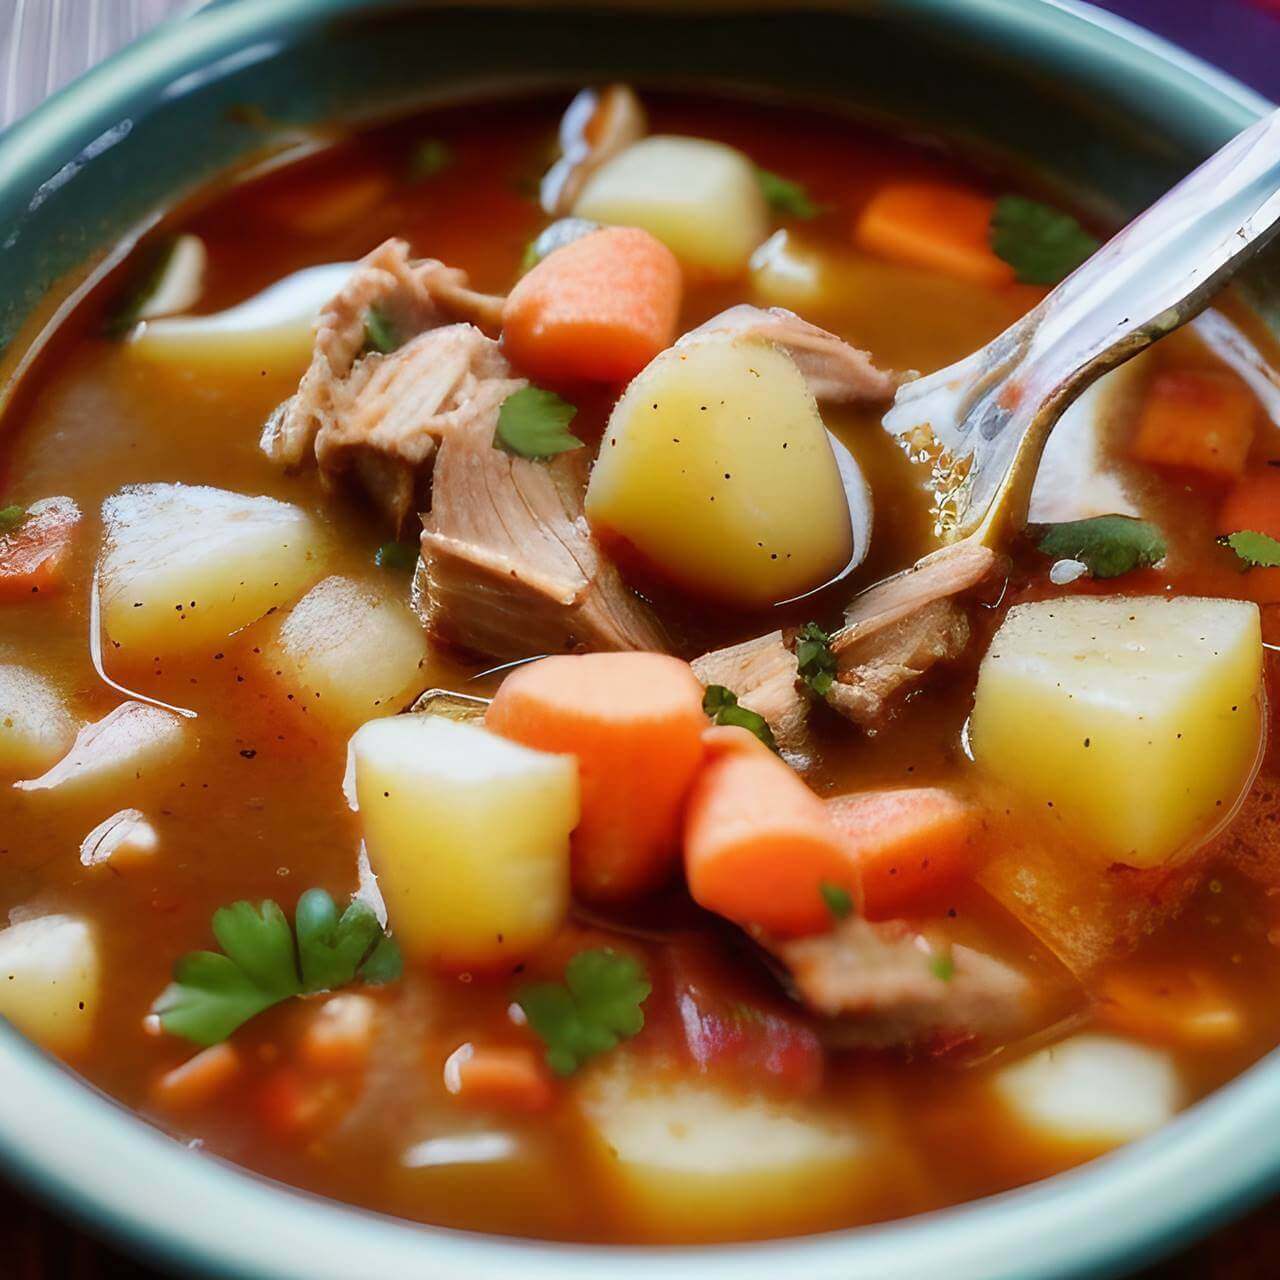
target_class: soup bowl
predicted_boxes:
[0,1,1277,1276]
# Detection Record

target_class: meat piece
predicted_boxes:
[772,916,1031,1051]
[679,304,899,404]
[690,630,809,755]
[262,238,505,476]
[419,414,666,660]
[540,84,647,218]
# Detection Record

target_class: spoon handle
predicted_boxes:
[884,107,1280,542]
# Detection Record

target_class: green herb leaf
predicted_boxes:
[363,306,402,355]
[1034,515,1166,580]
[819,881,853,920]
[494,386,582,460]
[408,139,452,182]
[702,684,779,753]
[795,622,837,696]
[152,890,400,1046]
[374,540,419,572]
[104,238,180,338]
[520,217,601,274]
[0,505,27,536]
[517,948,651,1077]
[928,948,955,983]
[990,195,1099,285]
[756,167,821,220]
[1221,529,1280,569]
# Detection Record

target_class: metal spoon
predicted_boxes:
[884,108,1280,547]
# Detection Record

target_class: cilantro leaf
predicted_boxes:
[211,900,299,1001]
[152,951,283,1047]
[295,889,382,993]
[795,622,837,696]
[0,505,27,536]
[820,881,853,920]
[359,934,404,985]
[517,948,650,1076]
[990,195,1099,285]
[756,167,822,220]
[408,138,451,182]
[1221,530,1280,569]
[1034,515,1166,580]
[374,540,419,572]
[702,684,778,753]
[928,947,955,983]
[103,237,179,338]
[494,386,582,460]
[363,306,402,355]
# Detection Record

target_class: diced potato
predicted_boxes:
[0,915,99,1055]
[970,597,1263,868]
[79,808,160,868]
[578,1063,869,1239]
[265,575,427,727]
[133,234,207,322]
[574,136,768,280]
[0,664,76,775]
[993,1034,1180,1146]
[585,335,854,609]
[99,483,328,656]
[749,229,832,312]
[127,262,352,374]
[348,715,578,968]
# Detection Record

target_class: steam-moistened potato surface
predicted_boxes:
[0,664,76,774]
[579,1064,867,1239]
[347,715,578,968]
[0,916,99,1055]
[585,336,854,608]
[573,136,768,280]
[970,597,1263,868]
[265,575,427,728]
[99,483,328,655]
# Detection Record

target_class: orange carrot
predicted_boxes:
[151,1043,241,1111]
[1097,965,1244,1048]
[824,788,980,921]
[0,497,80,601]
[683,726,858,936]
[853,182,1014,288]
[501,226,682,383]
[1130,368,1256,479]
[255,1066,344,1140]
[1219,470,1280,603]
[442,1042,554,1112]
[298,993,376,1073]
[485,652,707,902]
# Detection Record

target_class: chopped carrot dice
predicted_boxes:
[255,1066,345,1140]
[1097,965,1244,1048]
[298,993,377,1073]
[0,496,80,601]
[442,1042,555,1112]
[151,1042,241,1111]
[1131,368,1256,479]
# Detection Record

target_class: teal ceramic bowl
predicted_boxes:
[0,2,1277,1276]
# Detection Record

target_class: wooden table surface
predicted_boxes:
[1,0,1278,1274]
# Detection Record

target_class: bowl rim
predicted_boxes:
[0,2,1278,1278]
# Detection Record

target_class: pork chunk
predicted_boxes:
[690,630,809,756]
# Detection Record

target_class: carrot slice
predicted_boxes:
[1130,368,1256,479]
[1219,470,1280,603]
[0,497,80,601]
[824,788,980,921]
[683,726,858,936]
[1097,965,1244,1048]
[151,1042,241,1111]
[501,226,682,383]
[853,182,1014,288]
[298,993,376,1073]
[485,652,707,902]
[442,1042,555,1112]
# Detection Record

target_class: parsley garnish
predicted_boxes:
[928,947,955,983]
[0,505,27,536]
[494,386,582,460]
[104,237,182,338]
[1034,515,1166,580]
[795,622,838,696]
[756,168,821,220]
[516,949,650,1076]
[702,684,779,753]
[1220,530,1280,569]
[408,139,451,182]
[151,889,401,1046]
[363,306,402,355]
[820,881,853,920]
[990,195,1099,285]
[374,540,419,572]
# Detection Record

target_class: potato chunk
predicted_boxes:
[0,664,76,775]
[265,575,427,728]
[579,1063,869,1239]
[0,915,99,1056]
[100,483,327,656]
[585,336,854,608]
[970,596,1263,868]
[348,715,578,969]
[573,136,768,280]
